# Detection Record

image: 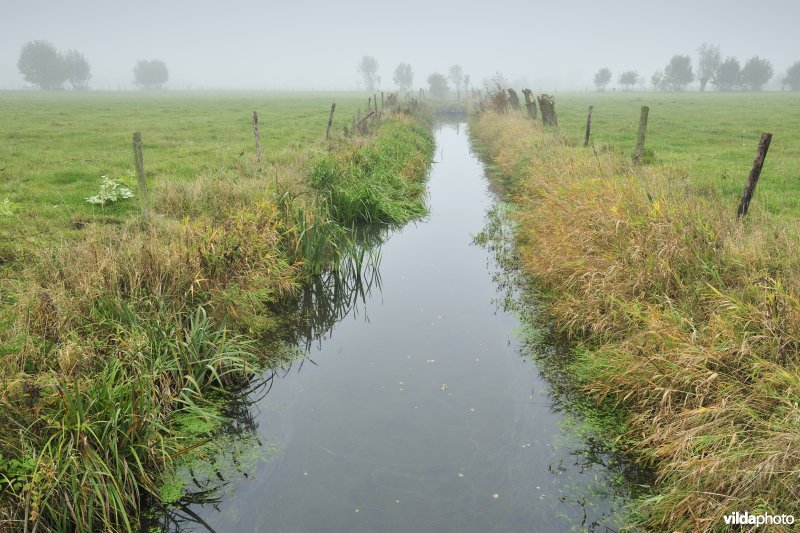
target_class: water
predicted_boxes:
[157,122,631,532]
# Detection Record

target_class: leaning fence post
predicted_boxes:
[634,105,649,163]
[252,111,261,162]
[522,89,537,120]
[507,89,521,111]
[537,94,558,127]
[736,132,773,218]
[584,105,594,147]
[325,103,336,138]
[357,110,375,134]
[132,132,149,223]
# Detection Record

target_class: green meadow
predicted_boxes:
[0,91,371,251]
[551,92,800,218]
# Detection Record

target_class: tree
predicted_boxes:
[696,43,721,92]
[426,72,449,100]
[618,70,638,90]
[393,63,413,92]
[462,74,470,93]
[357,55,379,91]
[651,71,664,90]
[594,68,612,91]
[448,65,463,100]
[63,50,91,90]
[713,57,741,91]
[662,55,694,91]
[741,56,773,91]
[133,59,169,89]
[17,40,67,89]
[784,61,800,91]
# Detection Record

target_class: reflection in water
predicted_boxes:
[151,227,392,532]
[293,253,381,350]
[148,385,263,533]
[477,203,650,529]
[149,368,305,532]
[280,223,392,351]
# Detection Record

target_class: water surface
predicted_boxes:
[161,122,630,532]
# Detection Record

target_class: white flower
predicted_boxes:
[86,177,135,205]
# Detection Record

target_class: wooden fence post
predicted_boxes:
[522,89,537,120]
[584,105,594,147]
[252,111,261,162]
[357,110,375,133]
[326,103,336,138]
[634,105,649,163]
[507,89,521,111]
[132,132,149,223]
[736,132,773,218]
[537,94,558,127]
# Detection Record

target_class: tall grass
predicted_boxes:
[470,109,800,531]
[1,303,260,531]
[311,117,435,224]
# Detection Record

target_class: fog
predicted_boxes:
[2,0,799,91]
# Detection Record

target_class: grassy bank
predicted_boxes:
[470,95,800,531]
[0,93,434,531]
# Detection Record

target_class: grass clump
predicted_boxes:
[311,117,435,224]
[470,107,800,531]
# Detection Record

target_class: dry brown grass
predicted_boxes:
[471,111,800,531]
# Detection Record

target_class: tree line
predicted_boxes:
[594,43,800,92]
[16,40,169,90]
[357,55,470,100]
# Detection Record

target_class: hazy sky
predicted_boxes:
[2,0,799,90]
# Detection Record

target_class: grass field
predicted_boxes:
[548,92,800,218]
[0,91,372,255]
[0,91,434,531]
[470,91,800,531]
